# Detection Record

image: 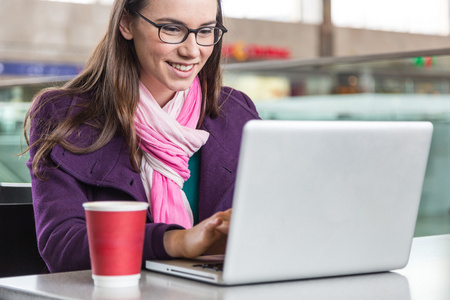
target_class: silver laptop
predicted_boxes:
[146,120,433,285]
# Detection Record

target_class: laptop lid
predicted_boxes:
[146,120,433,285]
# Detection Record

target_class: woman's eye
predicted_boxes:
[198,28,213,37]
[162,25,184,35]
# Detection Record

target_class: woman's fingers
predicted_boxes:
[203,209,231,235]
[214,209,232,234]
[163,209,233,258]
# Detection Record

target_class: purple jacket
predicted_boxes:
[28,87,260,273]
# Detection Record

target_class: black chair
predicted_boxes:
[0,183,33,204]
[0,183,47,277]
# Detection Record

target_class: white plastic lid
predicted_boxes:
[82,201,149,212]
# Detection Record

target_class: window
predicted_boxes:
[39,0,450,35]
[223,0,301,22]
[332,0,450,35]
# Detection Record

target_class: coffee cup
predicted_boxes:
[83,201,149,288]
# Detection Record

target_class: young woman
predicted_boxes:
[24,0,259,272]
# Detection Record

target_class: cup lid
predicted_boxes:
[82,201,149,212]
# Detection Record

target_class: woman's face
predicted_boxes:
[120,0,217,106]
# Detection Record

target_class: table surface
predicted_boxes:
[0,234,449,300]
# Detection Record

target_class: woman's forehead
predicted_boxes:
[143,0,218,21]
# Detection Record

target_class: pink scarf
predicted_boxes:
[134,77,209,228]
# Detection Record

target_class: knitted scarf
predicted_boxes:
[134,77,209,228]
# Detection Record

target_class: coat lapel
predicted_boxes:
[197,89,260,220]
[198,120,238,220]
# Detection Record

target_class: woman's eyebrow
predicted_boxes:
[155,17,217,27]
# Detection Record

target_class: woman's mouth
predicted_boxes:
[169,63,194,72]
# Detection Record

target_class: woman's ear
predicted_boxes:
[119,11,134,40]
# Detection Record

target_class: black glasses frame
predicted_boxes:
[134,11,228,46]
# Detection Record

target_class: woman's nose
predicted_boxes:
[178,33,201,58]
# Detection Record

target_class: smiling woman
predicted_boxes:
[118,0,221,106]
[23,0,260,273]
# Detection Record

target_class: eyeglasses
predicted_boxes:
[134,11,227,47]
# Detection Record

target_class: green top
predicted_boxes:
[183,151,200,225]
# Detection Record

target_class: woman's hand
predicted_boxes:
[163,209,232,258]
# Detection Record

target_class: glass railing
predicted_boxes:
[0,76,70,183]
[223,48,450,237]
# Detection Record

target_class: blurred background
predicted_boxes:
[2,0,450,237]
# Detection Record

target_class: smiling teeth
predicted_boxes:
[170,63,193,72]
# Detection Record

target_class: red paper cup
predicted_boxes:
[83,201,149,288]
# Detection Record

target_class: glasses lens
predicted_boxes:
[159,24,188,43]
[196,27,223,46]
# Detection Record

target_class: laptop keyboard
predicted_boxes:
[192,263,224,272]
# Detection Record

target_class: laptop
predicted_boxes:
[146,120,433,285]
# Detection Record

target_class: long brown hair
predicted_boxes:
[24,0,226,179]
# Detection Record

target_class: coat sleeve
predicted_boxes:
[27,91,179,273]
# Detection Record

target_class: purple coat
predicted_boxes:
[28,87,260,273]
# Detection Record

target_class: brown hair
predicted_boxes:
[24,0,226,179]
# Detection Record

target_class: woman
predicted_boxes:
[24,0,259,272]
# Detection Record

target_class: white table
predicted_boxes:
[0,234,449,300]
